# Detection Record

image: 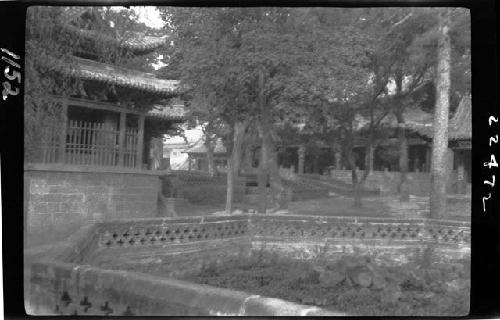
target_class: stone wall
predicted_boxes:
[24,164,162,245]
[162,173,246,205]
[26,215,337,316]
[88,216,252,277]
[328,169,461,196]
[26,214,470,316]
[249,215,470,265]
[27,261,336,316]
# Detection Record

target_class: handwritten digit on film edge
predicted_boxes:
[489,116,499,126]
[1,48,20,60]
[484,175,496,187]
[490,135,499,147]
[482,193,491,212]
[4,66,21,84]
[2,81,19,100]
[1,56,20,69]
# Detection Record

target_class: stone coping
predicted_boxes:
[96,213,471,226]
[28,260,342,316]
[27,214,470,316]
[24,163,170,176]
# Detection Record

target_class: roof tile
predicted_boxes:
[53,56,179,97]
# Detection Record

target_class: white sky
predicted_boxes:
[133,6,164,29]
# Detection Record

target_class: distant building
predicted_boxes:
[275,95,471,195]
[184,138,228,172]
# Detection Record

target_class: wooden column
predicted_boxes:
[298,145,305,175]
[117,112,126,167]
[136,114,145,169]
[425,146,431,172]
[456,151,466,194]
[57,99,68,163]
[366,144,374,173]
[334,143,342,170]
[445,148,454,193]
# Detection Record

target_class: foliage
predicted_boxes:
[187,251,470,316]
[25,6,168,161]
[25,7,81,162]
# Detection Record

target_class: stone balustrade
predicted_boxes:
[26,214,470,316]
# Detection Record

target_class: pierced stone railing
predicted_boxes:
[96,216,249,248]
[250,215,470,245]
[27,214,470,316]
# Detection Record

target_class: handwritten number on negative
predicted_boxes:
[484,155,498,169]
[4,66,21,83]
[2,81,19,100]
[482,193,491,212]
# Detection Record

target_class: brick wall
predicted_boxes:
[24,166,161,245]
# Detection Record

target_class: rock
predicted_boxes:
[359,287,371,296]
[314,297,329,306]
[345,276,354,287]
[348,266,373,287]
[381,285,402,304]
[434,296,453,309]
[299,269,320,284]
[443,272,459,282]
[371,274,387,290]
[424,268,442,283]
[302,297,315,305]
[319,270,345,288]
[445,279,470,293]
[341,256,361,268]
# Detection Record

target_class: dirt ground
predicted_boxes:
[198,194,470,221]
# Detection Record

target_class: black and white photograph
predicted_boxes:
[7,3,486,316]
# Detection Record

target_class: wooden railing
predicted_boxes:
[41,120,139,168]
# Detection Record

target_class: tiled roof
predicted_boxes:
[60,7,168,53]
[356,96,471,141]
[185,138,227,155]
[147,104,185,121]
[448,96,472,140]
[405,96,471,141]
[52,56,179,97]
[355,106,433,131]
[66,24,169,53]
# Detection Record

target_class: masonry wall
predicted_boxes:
[328,169,461,196]
[24,165,161,245]
[163,173,246,206]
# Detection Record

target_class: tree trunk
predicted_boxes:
[398,125,410,202]
[353,182,364,208]
[256,69,284,213]
[241,142,253,174]
[394,69,410,202]
[297,144,305,174]
[396,112,410,202]
[430,8,451,219]
[225,121,247,214]
[350,136,374,208]
[268,138,285,209]
[365,144,374,173]
[347,141,363,207]
[258,125,270,214]
[333,141,342,170]
[204,135,218,178]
